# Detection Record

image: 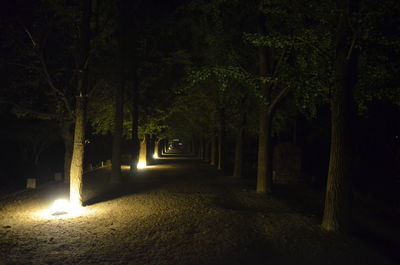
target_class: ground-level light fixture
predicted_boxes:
[153,153,158,159]
[50,199,73,216]
[36,198,87,219]
[137,161,146,169]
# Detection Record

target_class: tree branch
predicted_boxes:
[269,85,290,113]
[24,27,74,120]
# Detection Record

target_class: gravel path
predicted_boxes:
[0,158,396,265]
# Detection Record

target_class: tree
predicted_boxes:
[70,0,92,206]
[321,0,400,232]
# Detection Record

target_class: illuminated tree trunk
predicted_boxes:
[70,95,86,206]
[154,139,160,158]
[322,0,358,232]
[164,138,169,153]
[210,136,217,166]
[233,126,245,178]
[138,136,147,167]
[70,0,91,206]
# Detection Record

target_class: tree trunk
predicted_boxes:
[204,140,210,162]
[256,11,273,193]
[138,136,147,168]
[164,138,169,153]
[159,139,165,156]
[70,0,91,206]
[233,126,245,178]
[257,109,273,193]
[198,137,204,159]
[70,95,86,206]
[210,136,217,166]
[130,71,140,175]
[322,0,358,232]
[146,134,153,164]
[60,122,73,184]
[111,80,123,183]
[154,139,160,158]
[217,107,226,171]
[217,123,226,171]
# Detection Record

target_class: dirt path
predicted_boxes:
[0,158,396,265]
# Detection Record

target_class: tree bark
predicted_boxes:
[130,71,140,175]
[256,10,274,193]
[146,134,154,164]
[138,136,147,167]
[210,136,217,166]
[257,108,273,192]
[198,137,204,159]
[322,0,358,232]
[217,114,226,171]
[154,139,160,158]
[111,80,123,183]
[255,10,290,193]
[204,139,210,162]
[69,0,91,206]
[70,95,86,206]
[233,126,245,178]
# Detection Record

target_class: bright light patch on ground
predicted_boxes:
[51,199,71,215]
[35,199,91,219]
[153,154,158,159]
[137,161,146,169]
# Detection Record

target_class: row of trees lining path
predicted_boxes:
[1,0,399,237]
[0,155,395,265]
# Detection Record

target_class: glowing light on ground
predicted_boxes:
[137,161,146,169]
[153,153,158,159]
[35,199,91,219]
[50,199,71,215]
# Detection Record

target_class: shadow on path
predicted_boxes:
[83,154,216,206]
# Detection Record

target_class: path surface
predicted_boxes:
[0,157,396,265]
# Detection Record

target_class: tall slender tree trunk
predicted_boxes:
[70,95,86,206]
[256,11,273,193]
[198,137,204,159]
[130,71,140,175]
[111,80,123,183]
[210,136,217,166]
[69,0,91,206]
[146,134,153,165]
[257,108,273,192]
[322,0,358,232]
[233,126,245,178]
[154,139,160,158]
[164,138,169,153]
[138,136,147,167]
[159,139,165,156]
[204,140,210,162]
[217,112,226,171]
